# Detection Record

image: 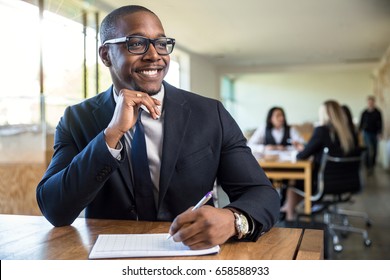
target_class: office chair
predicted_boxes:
[294,147,372,253]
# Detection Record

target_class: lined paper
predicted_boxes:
[89,233,220,259]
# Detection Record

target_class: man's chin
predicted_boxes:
[134,83,162,96]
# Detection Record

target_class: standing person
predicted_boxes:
[281,100,357,221]
[359,96,383,172]
[248,107,304,151]
[36,5,279,249]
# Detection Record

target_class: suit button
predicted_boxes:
[129,206,136,216]
[96,175,103,182]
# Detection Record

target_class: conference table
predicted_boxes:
[255,149,313,215]
[0,214,323,260]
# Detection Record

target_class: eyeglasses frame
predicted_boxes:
[103,35,176,55]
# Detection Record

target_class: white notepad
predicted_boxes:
[89,233,220,259]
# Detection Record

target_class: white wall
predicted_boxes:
[230,65,374,132]
[189,52,219,100]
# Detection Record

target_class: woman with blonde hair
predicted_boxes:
[281,100,357,221]
[317,100,355,154]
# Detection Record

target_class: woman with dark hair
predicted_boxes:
[249,107,304,209]
[248,107,304,151]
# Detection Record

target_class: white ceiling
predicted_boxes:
[93,0,390,70]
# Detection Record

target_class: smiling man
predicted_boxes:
[36,5,280,250]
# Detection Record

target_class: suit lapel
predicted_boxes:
[92,86,134,198]
[92,87,115,131]
[158,83,191,207]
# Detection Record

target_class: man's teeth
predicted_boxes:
[139,69,158,76]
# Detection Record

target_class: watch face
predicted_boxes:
[234,212,249,239]
[240,214,249,235]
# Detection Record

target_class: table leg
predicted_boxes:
[304,166,312,215]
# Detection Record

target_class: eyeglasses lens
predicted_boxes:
[126,37,174,55]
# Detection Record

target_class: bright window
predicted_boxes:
[0,0,187,129]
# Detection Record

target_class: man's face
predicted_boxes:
[271,109,285,129]
[367,98,375,109]
[104,11,170,95]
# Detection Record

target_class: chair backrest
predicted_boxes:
[314,147,363,201]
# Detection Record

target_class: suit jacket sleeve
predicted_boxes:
[36,106,124,226]
[216,102,280,240]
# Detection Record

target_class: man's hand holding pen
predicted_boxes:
[168,205,236,250]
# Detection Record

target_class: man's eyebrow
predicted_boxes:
[125,32,167,38]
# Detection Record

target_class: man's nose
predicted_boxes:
[143,42,161,60]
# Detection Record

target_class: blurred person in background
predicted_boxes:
[281,100,357,221]
[248,106,304,151]
[248,106,304,211]
[359,96,382,173]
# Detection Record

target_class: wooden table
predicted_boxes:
[0,214,323,260]
[259,159,313,215]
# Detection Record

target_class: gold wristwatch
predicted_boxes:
[232,212,249,239]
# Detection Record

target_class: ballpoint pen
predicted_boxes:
[167,191,213,239]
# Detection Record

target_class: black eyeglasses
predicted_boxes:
[103,35,175,55]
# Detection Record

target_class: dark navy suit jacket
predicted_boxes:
[36,82,279,239]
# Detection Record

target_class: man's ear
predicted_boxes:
[98,45,111,67]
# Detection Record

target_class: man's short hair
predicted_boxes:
[100,5,156,44]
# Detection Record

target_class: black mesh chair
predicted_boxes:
[294,147,372,252]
